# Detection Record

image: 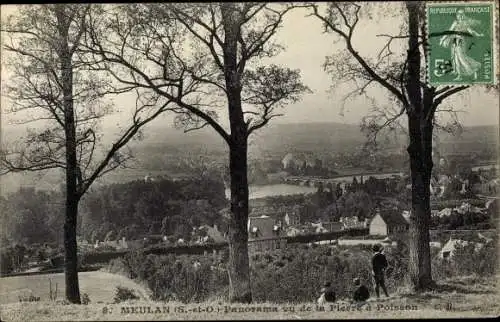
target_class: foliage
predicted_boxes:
[322,191,375,221]
[81,293,91,305]
[433,237,497,279]
[0,245,28,275]
[18,295,41,302]
[431,211,493,230]
[1,3,190,303]
[119,251,228,303]
[431,199,486,210]
[0,188,64,245]
[79,177,226,241]
[112,238,497,303]
[286,228,368,244]
[113,286,140,303]
[106,258,131,277]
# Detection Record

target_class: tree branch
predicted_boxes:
[309,3,408,107]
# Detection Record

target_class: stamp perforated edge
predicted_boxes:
[425,0,498,87]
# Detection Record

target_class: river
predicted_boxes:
[224,183,316,200]
[224,172,404,200]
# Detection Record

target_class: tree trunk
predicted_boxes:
[221,3,252,303]
[227,141,252,303]
[405,1,434,291]
[62,48,81,304]
[407,115,434,291]
[64,195,81,303]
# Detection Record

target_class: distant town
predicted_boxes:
[2,144,497,278]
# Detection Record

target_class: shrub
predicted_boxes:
[106,258,131,278]
[114,286,140,303]
[18,295,40,302]
[80,250,127,265]
[123,251,228,303]
[1,245,27,274]
[124,238,497,304]
[249,245,376,303]
[433,237,497,278]
[81,293,91,305]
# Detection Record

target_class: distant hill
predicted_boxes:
[438,125,499,154]
[128,122,370,159]
[249,122,369,157]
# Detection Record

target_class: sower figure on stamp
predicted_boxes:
[372,244,389,298]
[438,9,484,81]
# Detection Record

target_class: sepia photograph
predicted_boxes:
[0,1,498,320]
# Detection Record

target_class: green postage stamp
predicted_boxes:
[426,2,496,86]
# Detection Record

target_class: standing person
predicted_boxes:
[372,244,389,298]
[352,277,370,302]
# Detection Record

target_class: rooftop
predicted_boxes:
[377,210,409,227]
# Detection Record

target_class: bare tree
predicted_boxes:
[81,3,309,302]
[307,2,479,290]
[1,4,176,303]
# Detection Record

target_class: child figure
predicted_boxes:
[317,282,336,304]
[372,244,389,298]
[352,277,370,302]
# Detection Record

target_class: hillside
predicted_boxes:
[126,122,499,161]
[438,125,499,155]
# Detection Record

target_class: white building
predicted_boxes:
[438,238,484,260]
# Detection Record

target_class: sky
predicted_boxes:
[1,2,498,141]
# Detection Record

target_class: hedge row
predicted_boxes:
[49,228,369,266]
[431,199,486,210]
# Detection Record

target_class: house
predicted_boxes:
[340,216,365,229]
[369,209,409,236]
[194,224,226,244]
[454,202,484,214]
[477,232,494,244]
[281,153,296,169]
[305,156,319,169]
[438,238,484,259]
[248,215,285,252]
[248,215,279,239]
[438,208,453,217]
[454,202,472,214]
[94,237,129,250]
[322,221,344,232]
[430,241,442,249]
[142,235,167,246]
[286,227,302,237]
[311,222,328,233]
[284,206,301,226]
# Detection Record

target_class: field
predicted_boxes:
[0,275,498,321]
[0,271,150,305]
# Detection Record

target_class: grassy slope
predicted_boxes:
[1,275,498,321]
[0,271,150,305]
